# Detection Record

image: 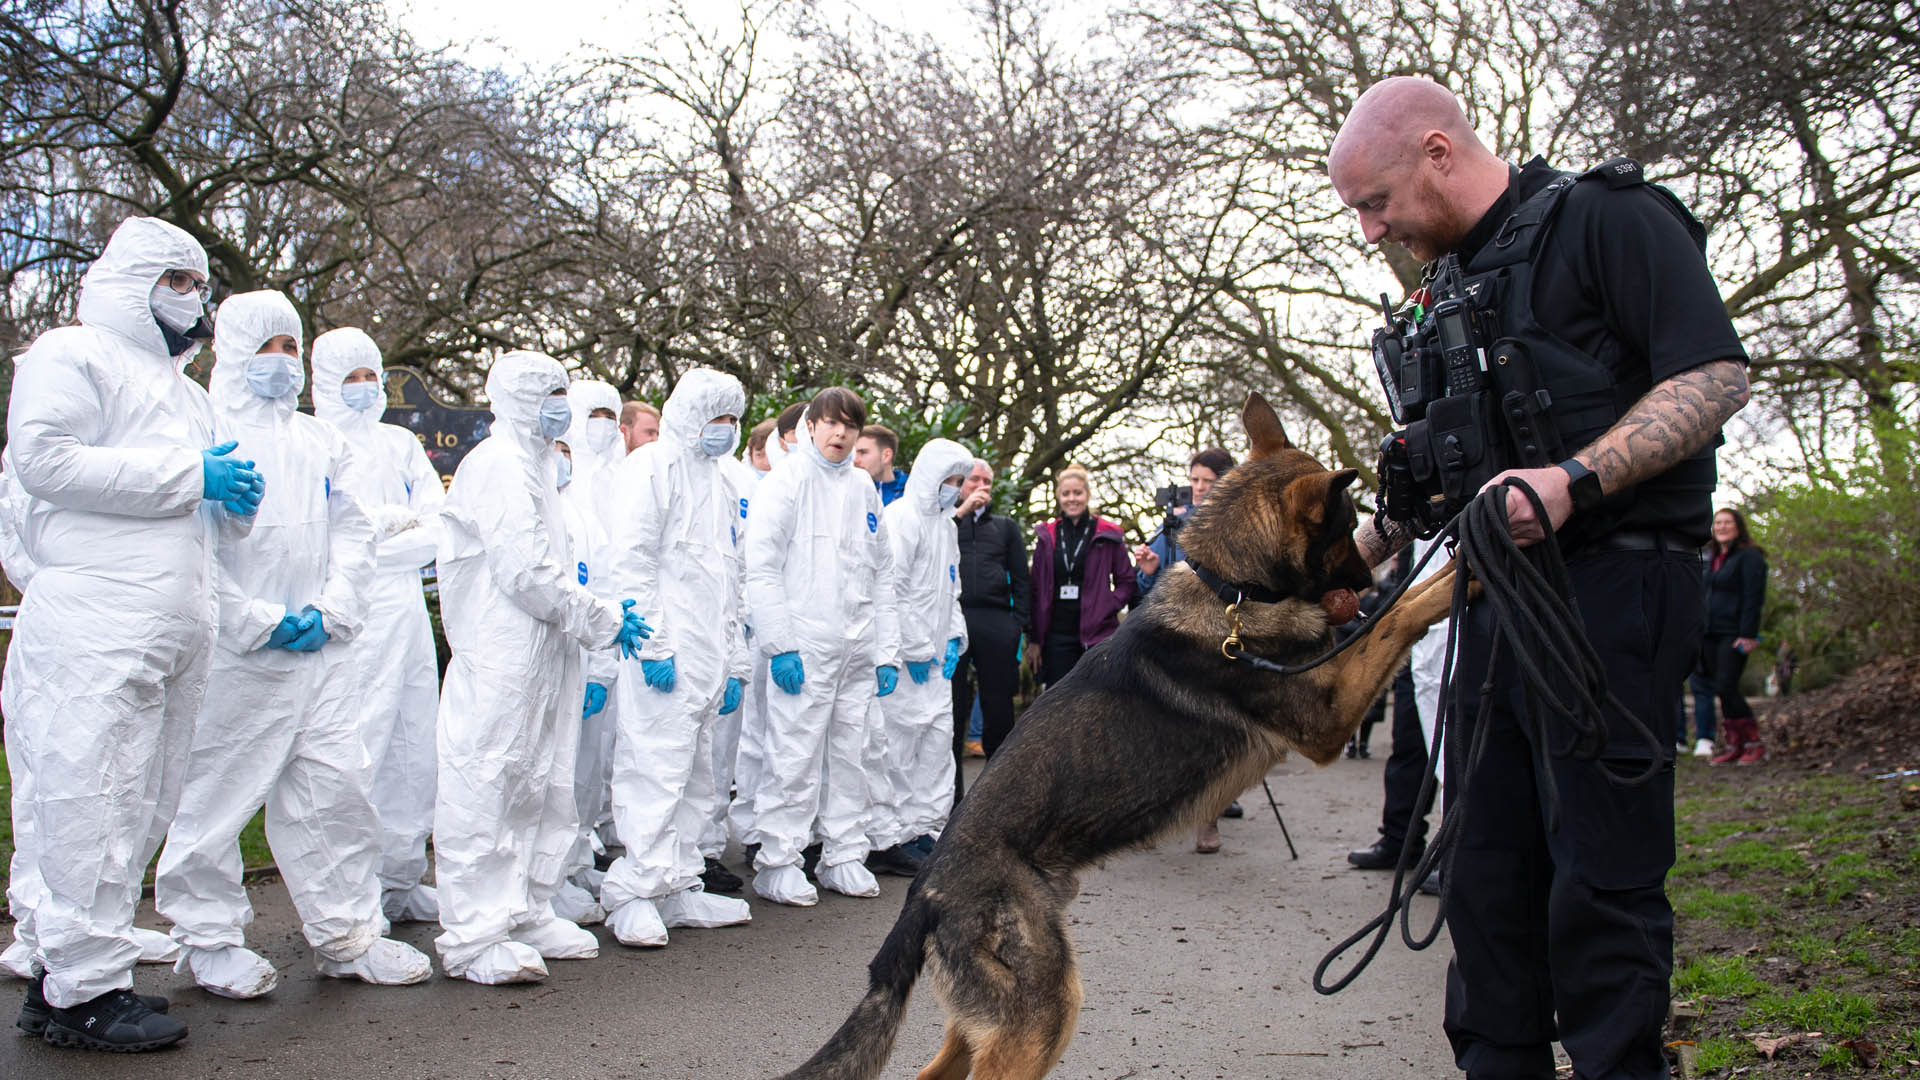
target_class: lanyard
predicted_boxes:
[1059,517,1091,578]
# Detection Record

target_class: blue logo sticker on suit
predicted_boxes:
[867,512,878,533]
[324,477,331,498]
[949,564,956,582]
[731,525,739,548]
[739,497,749,519]
[577,561,589,585]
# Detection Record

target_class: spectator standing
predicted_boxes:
[1028,465,1135,687]
[854,424,910,506]
[619,400,660,454]
[1705,507,1768,765]
[951,460,1031,780]
[1132,448,1238,852]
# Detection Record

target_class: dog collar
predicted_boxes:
[1184,557,1295,606]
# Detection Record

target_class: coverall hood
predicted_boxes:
[567,378,623,477]
[485,350,569,450]
[904,439,975,517]
[210,290,305,420]
[311,327,386,430]
[660,368,747,456]
[75,216,210,360]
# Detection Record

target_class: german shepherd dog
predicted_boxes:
[778,394,1465,1080]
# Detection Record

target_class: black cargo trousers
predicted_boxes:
[1442,546,1703,1080]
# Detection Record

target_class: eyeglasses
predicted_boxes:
[161,270,211,303]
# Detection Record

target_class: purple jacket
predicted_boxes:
[1030,516,1137,648]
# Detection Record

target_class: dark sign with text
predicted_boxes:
[380,368,493,488]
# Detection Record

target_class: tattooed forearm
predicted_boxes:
[1576,359,1750,495]
[1357,512,1416,567]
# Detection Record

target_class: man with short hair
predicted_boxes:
[853,424,909,506]
[619,400,661,453]
[1330,76,1749,1080]
[950,460,1029,785]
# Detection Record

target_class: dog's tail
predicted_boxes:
[776,887,936,1080]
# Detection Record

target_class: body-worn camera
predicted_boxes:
[1372,255,1564,537]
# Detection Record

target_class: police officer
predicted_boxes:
[1330,78,1750,1079]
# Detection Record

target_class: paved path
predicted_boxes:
[3,746,1457,1078]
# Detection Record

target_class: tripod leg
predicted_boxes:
[1263,779,1299,860]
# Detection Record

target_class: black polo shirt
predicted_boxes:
[1453,158,1749,546]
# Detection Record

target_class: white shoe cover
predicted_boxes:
[510,916,599,960]
[1692,739,1715,758]
[132,926,181,965]
[550,881,606,926]
[316,937,433,986]
[656,887,751,929]
[1,938,33,980]
[753,864,818,907]
[817,860,881,898]
[182,944,280,999]
[452,940,548,985]
[608,898,669,948]
[574,866,606,894]
[382,884,441,923]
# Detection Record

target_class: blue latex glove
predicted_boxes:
[642,657,676,693]
[770,651,805,695]
[876,665,899,697]
[202,441,265,516]
[906,659,933,685]
[942,637,962,679]
[719,677,743,716]
[284,608,329,652]
[614,599,653,659]
[265,614,303,650]
[583,682,608,718]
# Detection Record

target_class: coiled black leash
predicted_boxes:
[1209,478,1666,994]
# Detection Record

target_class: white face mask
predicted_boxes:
[555,453,572,489]
[340,381,384,412]
[938,481,964,509]
[585,416,619,454]
[150,283,206,333]
[245,351,304,399]
[538,396,572,440]
[700,421,739,458]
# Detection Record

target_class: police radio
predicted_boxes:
[1371,255,1563,538]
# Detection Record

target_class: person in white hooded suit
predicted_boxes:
[155,291,432,1000]
[309,327,446,924]
[598,368,754,946]
[743,388,901,906]
[4,217,260,1051]
[432,351,651,985]
[868,439,975,868]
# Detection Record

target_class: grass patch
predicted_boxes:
[1746,987,1881,1038]
[1674,885,1776,929]
[1674,954,1767,1000]
[1693,1035,1749,1070]
[1707,839,1805,878]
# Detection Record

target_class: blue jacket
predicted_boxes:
[876,467,910,507]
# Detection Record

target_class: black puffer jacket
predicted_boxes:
[956,507,1031,628]
[1704,545,1766,638]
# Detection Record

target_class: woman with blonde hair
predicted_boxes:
[1028,464,1136,688]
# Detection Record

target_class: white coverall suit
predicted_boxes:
[743,416,901,903]
[599,369,753,945]
[700,453,761,862]
[870,439,975,851]
[433,351,630,985]
[0,469,185,981]
[562,379,626,875]
[310,327,447,923]
[2,217,244,1008]
[156,291,431,998]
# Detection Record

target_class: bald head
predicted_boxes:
[1328,77,1510,262]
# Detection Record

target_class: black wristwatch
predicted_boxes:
[1557,458,1604,514]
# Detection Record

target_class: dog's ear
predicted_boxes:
[1242,392,1293,460]
[1285,467,1361,525]
[1326,469,1359,503]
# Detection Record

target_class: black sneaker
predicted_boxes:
[41,988,186,1052]
[907,834,936,858]
[1222,801,1244,819]
[1347,837,1422,871]
[865,844,925,878]
[700,856,745,895]
[1417,869,1443,897]
[18,974,168,1038]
